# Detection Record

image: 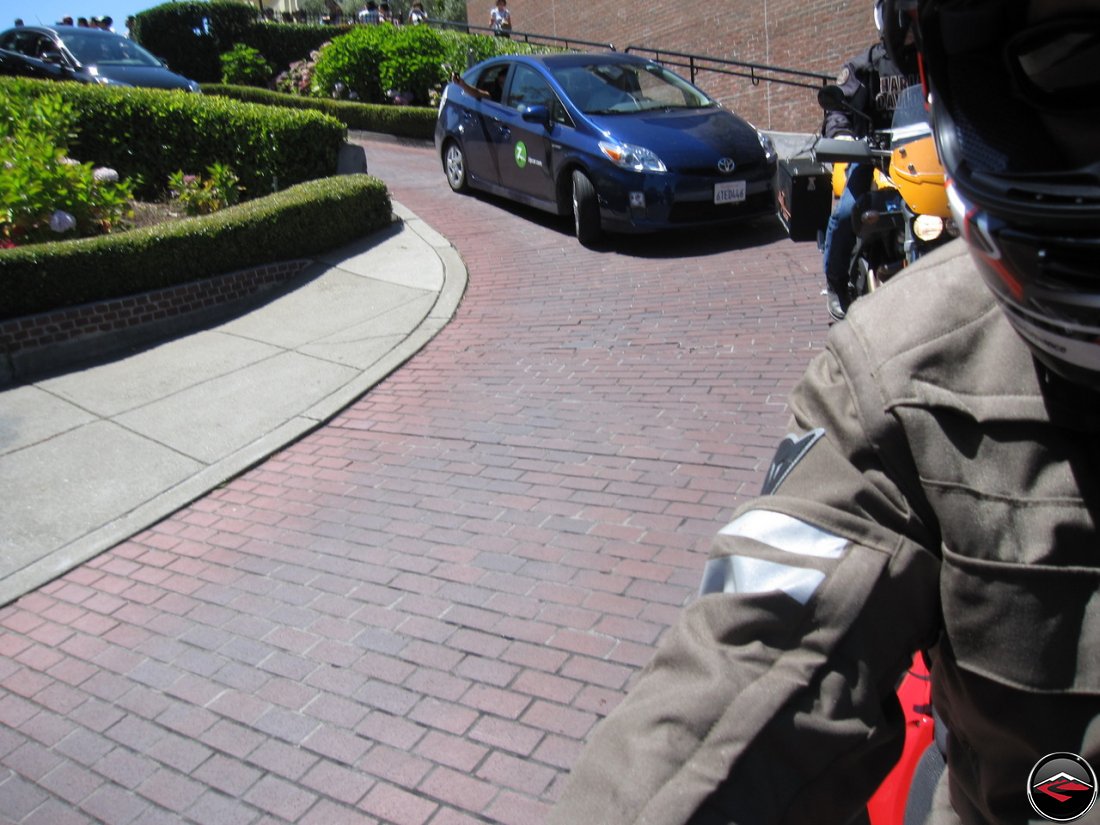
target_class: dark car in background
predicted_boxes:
[435,52,778,245]
[0,25,200,92]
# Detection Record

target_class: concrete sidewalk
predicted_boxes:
[0,202,467,608]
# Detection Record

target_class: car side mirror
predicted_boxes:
[817,84,846,112]
[521,104,550,127]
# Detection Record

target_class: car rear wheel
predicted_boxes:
[571,170,600,246]
[444,140,468,193]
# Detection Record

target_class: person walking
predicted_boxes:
[358,1,380,23]
[489,0,511,36]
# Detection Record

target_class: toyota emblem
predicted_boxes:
[717,157,736,174]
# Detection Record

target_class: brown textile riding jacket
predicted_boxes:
[547,240,1100,825]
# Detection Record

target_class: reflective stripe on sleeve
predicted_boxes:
[718,510,848,559]
[699,555,826,604]
[701,511,851,603]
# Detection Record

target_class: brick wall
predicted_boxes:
[466,0,877,133]
[0,260,311,383]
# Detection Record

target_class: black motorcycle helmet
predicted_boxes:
[884,0,1100,388]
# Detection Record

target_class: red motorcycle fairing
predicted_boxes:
[867,654,935,825]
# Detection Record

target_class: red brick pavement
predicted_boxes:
[0,135,829,824]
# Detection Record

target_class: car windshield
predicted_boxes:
[62,31,162,67]
[550,61,715,115]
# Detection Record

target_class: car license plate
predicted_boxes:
[714,180,746,205]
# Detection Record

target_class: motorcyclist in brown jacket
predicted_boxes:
[547,1,1100,824]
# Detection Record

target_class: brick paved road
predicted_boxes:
[0,135,828,825]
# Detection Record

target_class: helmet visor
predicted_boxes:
[1005,17,1100,110]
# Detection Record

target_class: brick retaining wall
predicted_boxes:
[467,0,874,133]
[0,259,311,383]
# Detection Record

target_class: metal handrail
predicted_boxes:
[423,18,829,92]
[624,45,832,90]
[427,18,616,54]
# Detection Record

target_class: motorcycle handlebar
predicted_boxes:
[811,137,892,165]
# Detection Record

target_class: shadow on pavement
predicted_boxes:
[463,190,795,257]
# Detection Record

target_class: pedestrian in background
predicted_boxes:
[489,0,511,36]
[358,1,380,23]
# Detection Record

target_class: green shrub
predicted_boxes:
[273,44,328,97]
[0,80,135,246]
[376,26,451,105]
[220,43,273,87]
[310,25,565,105]
[436,27,566,67]
[242,20,347,73]
[0,175,392,320]
[168,163,241,215]
[311,25,390,103]
[133,1,256,83]
[202,84,437,139]
[135,1,352,83]
[2,78,346,200]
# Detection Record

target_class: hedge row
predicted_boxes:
[239,22,352,79]
[0,175,392,320]
[1,77,346,200]
[310,24,565,105]
[202,84,437,139]
[134,1,351,84]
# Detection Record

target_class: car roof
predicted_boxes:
[1,25,122,40]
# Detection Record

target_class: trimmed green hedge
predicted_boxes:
[0,175,392,320]
[202,84,437,139]
[240,22,347,77]
[310,24,564,105]
[134,1,352,82]
[2,77,346,199]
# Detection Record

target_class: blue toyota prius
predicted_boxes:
[434,52,778,245]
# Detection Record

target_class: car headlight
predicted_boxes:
[598,140,667,173]
[187,80,201,93]
[757,130,778,164]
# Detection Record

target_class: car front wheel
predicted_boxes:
[571,170,601,246]
[444,140,468,193]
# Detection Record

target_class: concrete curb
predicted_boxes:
[0,202,468,607]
